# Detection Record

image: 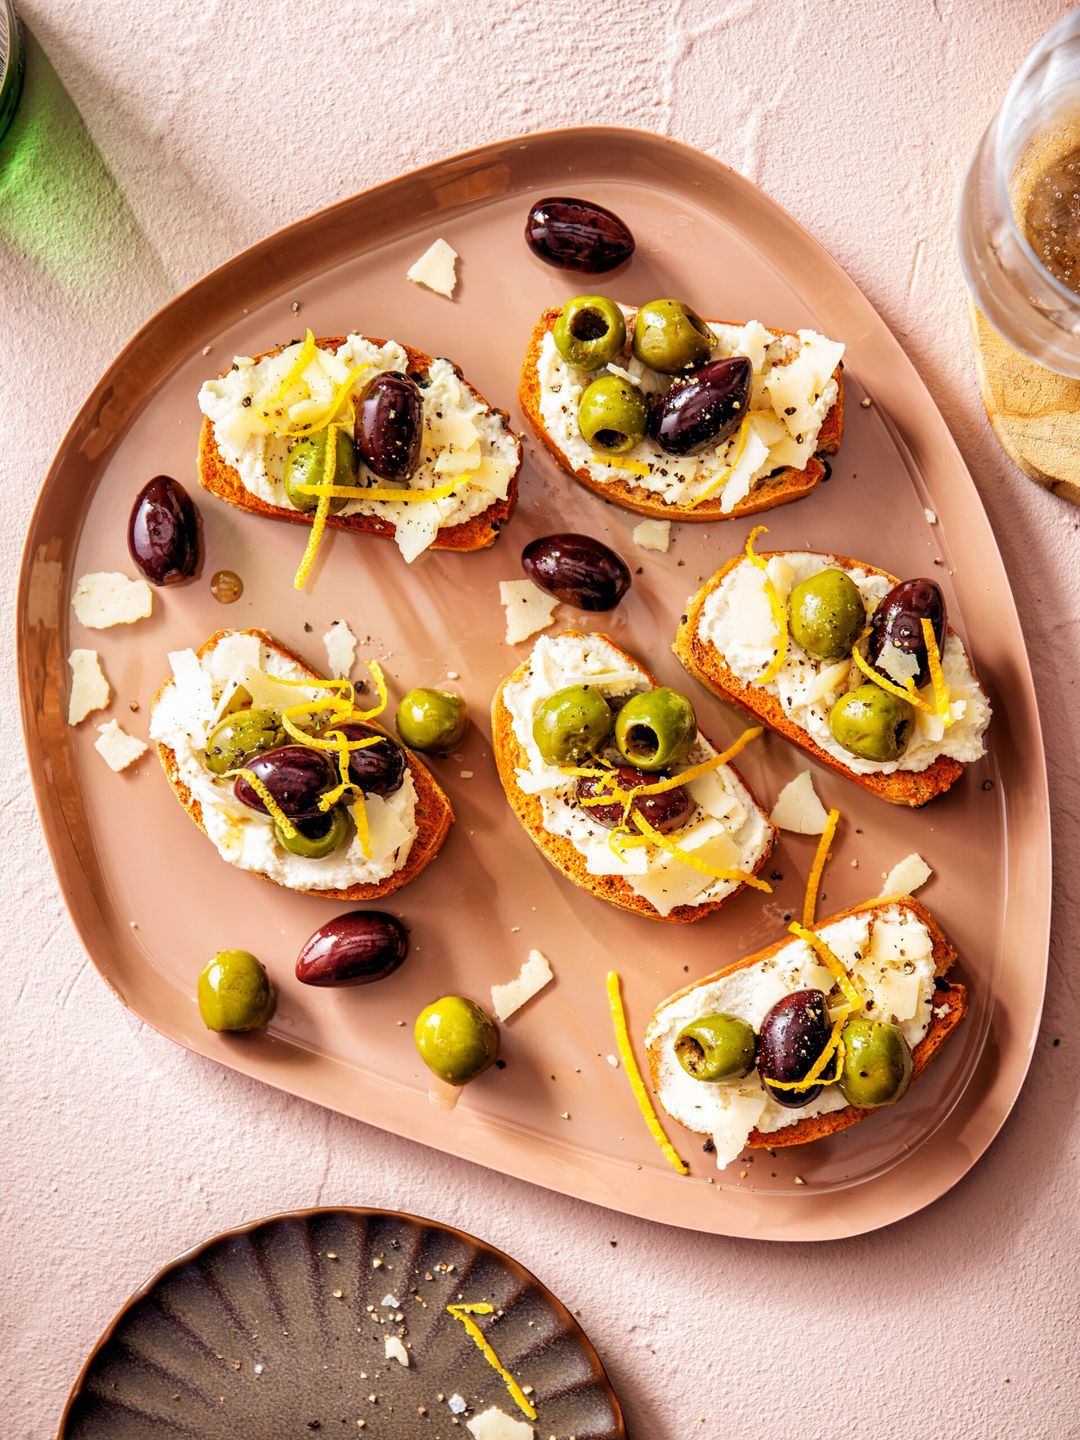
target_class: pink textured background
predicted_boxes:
[3,3,1078,1437]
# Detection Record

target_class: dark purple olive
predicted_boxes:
[867,579,947,690]
[521,532,631,611]
[354,372,423,481]
[576,764,694,835]
[650,357,752,457]
[333,722,406,797]
[524,196,635,273]
[295,911,409,987]
[758,989,832,1108]
[127,475,200,585]
[233,745,337,820]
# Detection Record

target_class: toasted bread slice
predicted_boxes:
[646,895,967,1151]
[198,336,521,552]
[491,631,776,923]
[519,308,843,522]
[152,628,453,901]
[676,551,989,808]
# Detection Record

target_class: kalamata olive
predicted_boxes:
[867,579,947,690]
[650,357,753,456]
[757,989,832,1108]
[332,723,406,796]
[354,372,423,481]
[128,475,200,585]
[577,764,694,834]
[524,196,635,273]
[233,745,336,820]
[295,911,409,987]
[521,532,631,611]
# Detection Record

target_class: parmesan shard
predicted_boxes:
[383,1335,409,1367]
[323,619,357,678]
[879,852,933,898]
[490,949,554,1021]
[94,720,148,772]
[632,518,671,552]
[499,579,557,645]
[769,771,829,834]
[466,1407,536,1440]
[407,237,458,298]
[67,649,110,724]
[71,572,153,629]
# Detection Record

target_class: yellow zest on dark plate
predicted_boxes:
[446,1303,537,1421]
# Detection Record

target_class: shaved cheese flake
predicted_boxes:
[384,1335,409,1367]
[880,852,933,897]
[491,949,553,1021]
[67,649,110,725]
[72,572,153,629]
[205,632,261,684]
[870,916,933,962]
[632,518,671,552]
[323,619,357,678]
[168,649,216,746]
[710,1090,769,1170]
[808,657,852,704]
[500,580,557,645]
[94,720,148,772]
[407,237,458,297]
[770,771,829,834]
[467,1405,536,1440]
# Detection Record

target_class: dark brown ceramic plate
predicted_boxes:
[59,1207,625,1439]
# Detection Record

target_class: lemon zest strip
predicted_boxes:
[260,329,317,413]
[614,811,772,893]
[763,923,866,1092]
[446,1304,537,1421]
[744,526,788,684]
[802,807,840,928]
[606,971,689,1177]
[233,767,297,840]
[922,618,952,723]
[686,417,750,510]
[292,421,341,590]
[295,477,465,504]
[261,357,368,438]
[589,454,652,477]
[789,921,864,1014]
[352,791,371,858]
[576,727,763,807]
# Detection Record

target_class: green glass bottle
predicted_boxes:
[0,1,24,144]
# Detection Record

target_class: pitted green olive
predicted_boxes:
[828,684,914,762]
[204,707,283,776]
[414,995,499,1086]
[275,804,350,859]
[614,687,696,771]
[532,684,614,765]
[553,295,627,370]
[631,299,714,374]
[839,1019,913,1108]
[675,1014,757,1081]
[283,426,356,514]
[788,568,866,661]
[197,950,274,1032]
[395,688,469,754]
[577,374,647,454]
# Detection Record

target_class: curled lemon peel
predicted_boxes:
[232,767,297,839]
[352,790,371,858]
[573,726,763,809]
[744,526,788,684]
[922,617,952,723]
[849,635,934,713]
[802,807,840,928]
[446,1304,537,1421]
[258,332,367,438]
[295,477,467,504]
[606,970,688,1176]
[613,812,772,893]
[686,416,750,510]
[789,920,864,1014]
[292,421,341,590]
[590,453,652,477]
[763,923,867,1093]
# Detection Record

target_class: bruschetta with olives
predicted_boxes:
[149,628,452,899]
[519,297,844,522]
[645,896,967,1169]
[197,331,521,565]
[674,539,992,806]
[491,630,776,922]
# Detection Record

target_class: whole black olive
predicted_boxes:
[128,475,200,585]
[651,356,753,457]
[354,372,423,481]
[867,579,947,690]
[521,532,631,611]
[576,764,694,834]
[233,746,337,820]
[758,989,832,1108]
[333,722,406,797]
[524,196,635,273]
[295,911,409,987]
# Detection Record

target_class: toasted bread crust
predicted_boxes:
[197,336,521,552]
[490,631,776,923]
[674,551,989,807]
[152,628,453,901]
[645,895,967,1149]
[518,308,843,522]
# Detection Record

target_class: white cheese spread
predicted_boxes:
[502,633,772,917]
[535,313,843,512]
[697,552,991,774]
[647,904,940,1168]
[150,632,418,891]
[198,336,518,563]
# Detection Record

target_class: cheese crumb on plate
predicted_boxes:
[383,1335,409,1367]
[499,579,557,644]
[407,237,458,298]
[467,1406,535,1440]
[769,771,829,834]
[323,619,357,677]
[632,518,671,552]
[880,852,932,896]
[94,720,148,772]
[72,572,153,629]
[67,649,110,724]
[490,949,554,1021]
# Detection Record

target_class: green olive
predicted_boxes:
[577,374,647,454]
[532,684,614,765]
[204,707,283,776]
[553,295,627,370]
[197,950,275,1032]
[275,804,350,859]
[631,299,714,374]
[614,687,696,771]
[788,568,866,662]
[414,995,499,1086]
[283,426,356,514]
[839,1019,913,1108]
[828,684,914,762]
[675,1014,757,1081]
[395,688,469,754]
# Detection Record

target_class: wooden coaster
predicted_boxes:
[968,297,1080,505]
